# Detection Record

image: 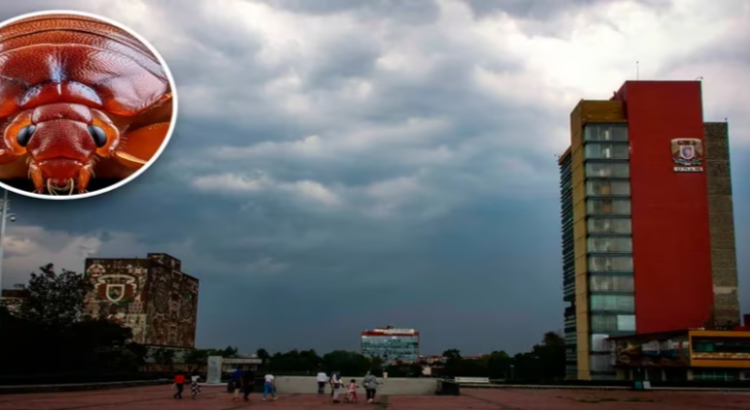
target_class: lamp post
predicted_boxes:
[0,189,17,298]
[510,364,515,381]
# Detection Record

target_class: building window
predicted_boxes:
[591,315,617,332]
[590,334,611,352]
[589,256,633,272]
[617,315,636,332]
[588,218,632,234]
[584,124,628,142]
[590,315,635,332]
[693,369,738,382]
[589,354,614,372]
[692,338,750,354]
[589,275,634,292]
[586,180,630,197]
[584,143,629,160]
[590,295,635,312]
[587,237,632,253]
[585,163,629,178]
[586,199,631,215]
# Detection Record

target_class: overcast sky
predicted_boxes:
[1,0,747,355]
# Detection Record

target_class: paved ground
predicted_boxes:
[1,385,750,409]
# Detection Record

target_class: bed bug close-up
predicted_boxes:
[0,12,175,197]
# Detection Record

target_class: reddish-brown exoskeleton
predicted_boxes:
[0,13,173,195]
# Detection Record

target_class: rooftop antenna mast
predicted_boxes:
[636,61,639,80]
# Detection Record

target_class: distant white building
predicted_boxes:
[360,326,420,364]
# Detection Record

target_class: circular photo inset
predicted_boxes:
[0,10,177,199]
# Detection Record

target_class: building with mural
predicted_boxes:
[558,81,740,380]
[610,328,750,382]
[360,326,420,364]
[83,253,199,349]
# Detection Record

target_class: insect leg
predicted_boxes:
[0,149,19,165]
[114,122,170,169]
[28,162,45,193]
[77,163,93,194]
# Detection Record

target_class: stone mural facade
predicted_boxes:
[84,253,199,348]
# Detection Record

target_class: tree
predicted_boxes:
[385,362,423,377]
[213,346,239,358]
[442,349,462,360]
[15,263,93,328]
[486,350,512,379]
[184,349,210,372]
[322,350,371,376]
[532,331,565,382]
[256,348,270,361]
[153,348,176,372]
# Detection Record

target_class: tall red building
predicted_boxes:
[558,81,739,380]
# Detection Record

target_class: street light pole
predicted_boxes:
[0,189,16,298]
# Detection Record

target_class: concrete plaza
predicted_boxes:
[1,385,750,410]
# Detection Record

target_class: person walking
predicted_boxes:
[262,372,277,401]
[231,369,243,401]
[316,370,328,394]
[330,371,343,403]
[190,372,201,399]
[346,379,359,403]
[241,369,256,402]
[363,371,380,404]
[173,371,185,399]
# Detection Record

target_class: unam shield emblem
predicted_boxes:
[671,138,703,166]
[106,284,125,302]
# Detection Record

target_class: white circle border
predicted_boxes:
[0,9,179,201]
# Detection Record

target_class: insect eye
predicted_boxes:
[88,125,107,148]
[16,124,36,147]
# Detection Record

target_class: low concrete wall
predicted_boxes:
[274,376,438,395]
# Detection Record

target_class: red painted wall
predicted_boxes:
[617,81,714,334]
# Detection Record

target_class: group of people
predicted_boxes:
[316,370,381,404]
[171,371,201,399]
[173,368,382,403]
[230,369,278,402]
[171,369,277,402]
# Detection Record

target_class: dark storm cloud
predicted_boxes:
[0,0,747,356]
[460,0,672,19]
[251,0,441,24]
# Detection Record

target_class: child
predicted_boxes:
[190,372,201,399]
[346,379,358,403]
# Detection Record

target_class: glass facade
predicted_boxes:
[587,218,631,234]
[560,123,636,380]
[584,143,629,160]
[588,256,633,272]
[590,314,636,332]
[586,198,631,215]
[583,123,634,380]
[586,180,631,196]
[585,162,629,178]
[587,237,632,253]
[589,275,634,292]
[584,123,628,142]
[590,294,635,312]
[693,369,738,382]
[360,334,419,364]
